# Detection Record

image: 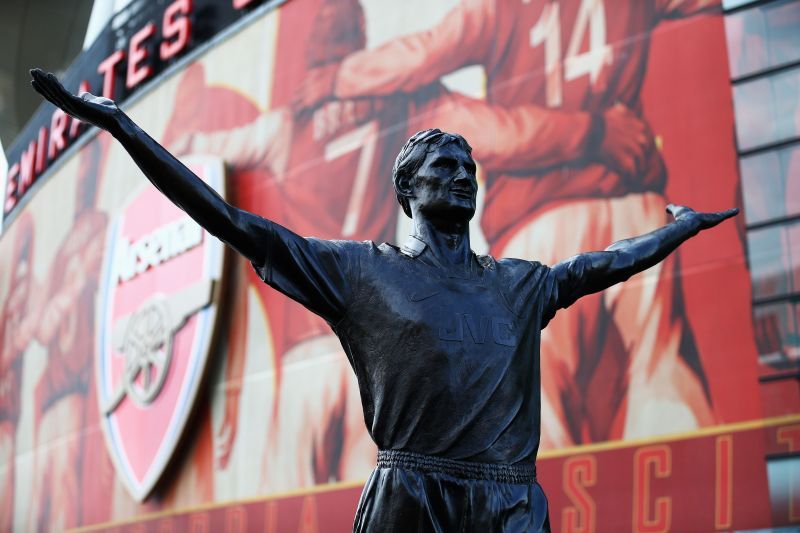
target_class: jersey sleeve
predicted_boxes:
[655,0,720,19]
[335,0,495,98]
[412,86,594,171]
[251,222,360,325]
[540,255,596,328]
[190,108,292,176]
[496,258,561,329]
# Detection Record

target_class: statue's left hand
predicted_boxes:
[666,204,739,231]
[30,68,121,131]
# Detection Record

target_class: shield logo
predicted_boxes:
[96,156,227,501]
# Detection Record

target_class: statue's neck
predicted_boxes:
[411,217,472,269]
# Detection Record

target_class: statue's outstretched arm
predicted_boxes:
[549,204,738,311]
[30,69,270,265]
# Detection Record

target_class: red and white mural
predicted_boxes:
[0,0,797,530]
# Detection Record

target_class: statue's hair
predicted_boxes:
[392,129,472,218]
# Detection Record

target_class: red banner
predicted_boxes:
[70,416,800,532]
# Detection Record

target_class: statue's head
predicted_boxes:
[306,0,366,69]
[392,129,477,223]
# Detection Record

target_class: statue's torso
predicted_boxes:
[335,243,553,465]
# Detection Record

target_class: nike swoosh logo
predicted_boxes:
[409,291,439,302]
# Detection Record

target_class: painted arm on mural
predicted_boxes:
[295,0,720,104]
[294,0,494,104]
[545,204,737,318]
[292,0,603,170]
[169,84,646,177]
[296,87,634,177]
[170,108,292,175]
[291,0,706,177]
[171,91,604,173]
[421,87,649,175]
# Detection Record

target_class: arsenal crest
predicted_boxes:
[96,156,227,501]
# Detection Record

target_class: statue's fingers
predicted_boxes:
[701,208,738,227]
[52,89,81,113]
[665,203,677,216]
[30,78,47,99]
[31,79,61,107]
[40,78,82,116]
[35,80,71,113]
[36,78,63,104]
[31,77,61,107]
[30,68,48,84]
[45,72,68,93]
[32,71,62,99]
[35,71,62,96]
[30,70,54,99]
[40,72,73,103]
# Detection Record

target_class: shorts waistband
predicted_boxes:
[376,449,537,484]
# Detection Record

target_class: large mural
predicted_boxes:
[0,0,796,530]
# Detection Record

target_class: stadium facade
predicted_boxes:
[1,0,799,530]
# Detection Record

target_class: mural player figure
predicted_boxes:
[31,69,737,532]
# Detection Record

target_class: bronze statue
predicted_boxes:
[31,68,737,532]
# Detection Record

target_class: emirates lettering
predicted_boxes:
[439,313,516,347]
[115,216,203,283]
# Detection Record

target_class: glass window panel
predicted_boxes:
[782,143,800,218]
[723,0,760,10]
[748,225,792,299]
[763,0,800,68]
[733,77,776,150]
[753,302,799,369]
[733,67,800,150]
[789,222,800,291]
[726,6,768,78]
[740,143,800,224]
[741,150,785,224]
[788,302,799,362]
[774,68,800,142]
[766,455,800,521]
[725,0,800,78]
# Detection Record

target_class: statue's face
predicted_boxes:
[411,142,477,223]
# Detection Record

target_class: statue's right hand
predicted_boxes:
[30,68,121,131]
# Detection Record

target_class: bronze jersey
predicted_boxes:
[252,223,590,465]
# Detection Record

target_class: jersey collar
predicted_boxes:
[400,234,495,272]
[400,234,427,258]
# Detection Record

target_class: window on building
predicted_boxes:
[732,66,800,151]
[725,0,800,383]
[725,0,800,78]
[740,144,800,225]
